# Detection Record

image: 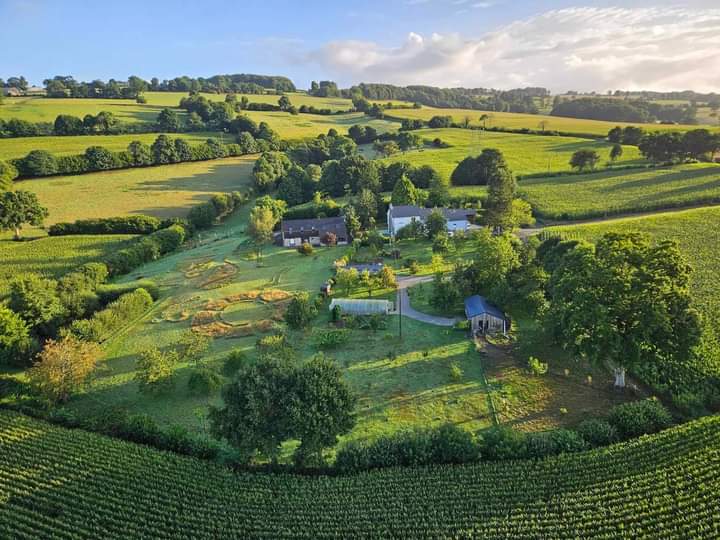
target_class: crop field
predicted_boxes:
[0,410,718,538]
[520,163,720,220]
[143,91,355,111]
[0,234,137,288]
[0,131,224,161]
[386,106,718,135]
[242,110,399,140]
[11,156,255,238]
[381,128,643,182]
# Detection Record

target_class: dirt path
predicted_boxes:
[395,275,461,327]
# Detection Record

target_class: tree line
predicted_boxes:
[607,126,720,163]
[552,97,698,124]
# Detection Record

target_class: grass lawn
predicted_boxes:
[0,131,225,161]
[0,234,137,289]
[520,162,720,220]
[386,106,719,135]
[380,128,644,183]
[144,91,355,112]
[12,156,255,237]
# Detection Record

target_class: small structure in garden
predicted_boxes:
[387,204,477,238]
[329,298,391,315]
[464,295,508,335]
[280,217,349,247]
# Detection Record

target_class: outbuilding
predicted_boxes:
[329,298,392,315]
[464,295,508,335]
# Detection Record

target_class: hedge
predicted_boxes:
[68,288,154,342]
[104,224,188,276]
[48,215,162,236]
[96,280,160,304]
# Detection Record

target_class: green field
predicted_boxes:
[0,410,718,538]
[386,106,718,135]
[0,131,224,161]
[11,156,255,237]
[521,163,720,220]
[381,128,643,182]
[143,91,355,111]
[0,234,137,286]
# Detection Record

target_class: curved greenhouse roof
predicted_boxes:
[329,298,392,315]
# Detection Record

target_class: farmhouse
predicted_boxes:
[387,204,477,238]
[329,298,392,315]
[280,216,348,247]
[464,295,509,335]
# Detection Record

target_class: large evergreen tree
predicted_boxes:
[481,149,516,232]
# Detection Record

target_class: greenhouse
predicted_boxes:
[329,298,392,315]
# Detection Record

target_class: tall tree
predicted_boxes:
[481,149,516,232]
[0,190,48,240]
[247,206,277,264]
[391,175,419,206]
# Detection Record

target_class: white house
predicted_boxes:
[387,204,477,238]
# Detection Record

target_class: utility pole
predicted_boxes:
[398,287,403,340]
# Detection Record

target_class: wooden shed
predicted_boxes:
[464,295,508,335]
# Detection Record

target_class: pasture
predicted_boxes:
[143,91,355,111]
[0,131,224,161]
[240,110,399,140]
[385,106,717,135]
[520,163,720,220]
[381,128,643,182]
[12,156,255,236]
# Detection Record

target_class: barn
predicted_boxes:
[464,295,508,335]
[329,298,392,315]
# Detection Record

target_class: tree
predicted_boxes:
[638,132,684,163]
[538,120,550,132]
[0,306,33,367]
[397,131,422,152]
[379,265,397,289]
[254,195,287,222]
[509,199,535,229]
[127,141,153,166]
[247,205,277,264]
[151,134,179,164]
[8,274,65,337]
[285,292,318,329]
[621,126,645,146]
[174,138,193,161]
[177,331,210,364]
[569,149,601,171]
[135,347,177,394]
[354,189,378,229]
[252,151,291,192]
[29,335,101,403]
[54,114,84,135]
[335,268,359,295]
[20,150,58,177]
[431,273,461,311]
[425,209,448,239]
[0,190,48,240]
[84,146,116,170]
[482,150,516,232]
[545,233,701,388]
[277,165,315,206]
[157,108,180,132]
[458,229,519,296]
[609,143,623,162]
[479,113,493,129]
[278,95,292,111]
[391,175,419,206]
[607,126,623,143]
[289,355,356,466]
[344,206,362,239]
[682,129,719,160]
[94,111,116,134]
[373,140,400,158]
[427,175,450,206]
[0,160,18,191]
[209,355,296,463]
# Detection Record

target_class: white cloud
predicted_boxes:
[307,7,720,92]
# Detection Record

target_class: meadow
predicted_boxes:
[385,106,717,135]
[240,110,399,140]
[0,131,224,161]
[11,156,255,237]
[143,91,355,111]
[0,234,137,288]
[381,128,643,182]
[520,162,720,220]
[0,410,717,538]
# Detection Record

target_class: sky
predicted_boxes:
[1,0,719,93]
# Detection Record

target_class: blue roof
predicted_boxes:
[464,295,506,320]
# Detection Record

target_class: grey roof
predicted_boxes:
[464,295,506,320]
[389,205,477,221]
[346,263,384,274]
[281,216,347,237]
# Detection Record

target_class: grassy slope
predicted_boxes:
[11,156,255,238]
[381,128,643,182]
[386,106,718,135]
[0,410,718,538]
[0,235,137,286]
[521,162,720,219]
[0,131,224,161]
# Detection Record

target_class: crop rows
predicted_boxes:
[0,411,718,538]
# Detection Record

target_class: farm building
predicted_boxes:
[387,204,477,238]
[280,217,349,248]
[329,298,392,315]
[464,295,508,335]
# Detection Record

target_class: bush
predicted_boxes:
[525,429,589,458]
[19,150,58,177]
[298,242,314,256]
[313,328,349,349]
[608,398,673,439]
[96,280,160,304]
[69,288,153,342]
[0,306,35,367]
[222,350,247,377]
[576,419,619,447]
[480,427,528,460]
[187,368,224,396]
[528,356,548,376]
[48,215,162,236]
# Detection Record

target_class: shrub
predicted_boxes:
[525,429,589,458]
[314,328,349,349]
[528,356,548,376]
[69,288,153,342]
[187,368,224,396]
[480,426,528,460]
[608,398,673,439]
[48,215,162,236]
[222,350,247,377]
[576,419,619,447]
[449,362,464,381]
[284,293,318,329]
[0,306,34,367]
[95,280,160,304]
[298,242,313,256]
[19,150,58,177]
[135,347,177,394]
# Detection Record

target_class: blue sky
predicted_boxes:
[1,0,719,92]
